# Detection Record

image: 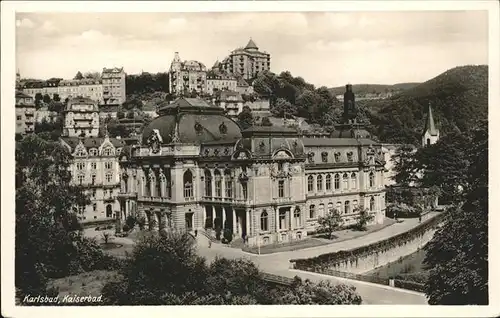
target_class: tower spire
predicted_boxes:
[422,102,439,147]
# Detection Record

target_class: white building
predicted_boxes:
[63,97,100,137]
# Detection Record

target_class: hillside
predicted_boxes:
[367,65,488,145]
[329,83,420,96]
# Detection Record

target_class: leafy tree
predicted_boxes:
[74,71,83,80]
[53,93,61,102]
[123,99,143,110]
[47,101,64,113]
[273,277,362,305]
[125,215,137,230]
[34,93,43,108]
[83,71,101,80]
[317,209,343,239]
[34,116,63,140]
[126,111,135,119]
[237,105,254,130]
[423,124,488,305]
[15,135,116,297]
[354,207,374,231]
[261,117,273,126]
[117,111,125,119]
[271,98,296,118]
[43,94,51,104]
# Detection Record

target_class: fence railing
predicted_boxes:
[259,272,294,286]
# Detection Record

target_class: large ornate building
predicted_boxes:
[116,84,386,247]
[219,39,271,80]
[168,52,207,96]
[102,67,126,105]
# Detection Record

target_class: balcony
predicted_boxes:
[201,196,250,205]
[138,196,172,203]
[117,192,137,198]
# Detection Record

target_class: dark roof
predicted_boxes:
[303,138,378,147]
[245,38,258,50]
[16,91,32,99]
[68,97,97,105]
[61,137,126,150]
[241,126,299,138]
[424,104,439,136]
[142,98,242,145]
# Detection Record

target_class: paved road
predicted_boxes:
[195,215,436,305]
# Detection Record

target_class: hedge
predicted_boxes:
[394,279,425,293]
[291,211,446,271]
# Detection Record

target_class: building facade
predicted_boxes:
[58,79,104,103]
[168,52,207,96]
[15,91,36,135]
[63,97,100,137]
[213,90,244,117]
[117,92,386,247]
[102,67,126,105]
[61,136,125,222]
[206,73,237,95]
[220,39,271,80]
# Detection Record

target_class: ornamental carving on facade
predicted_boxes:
[219,122,228,134]
[194,121,203,135]
[307,152,315,163]
[213,148,220,157]
[146,129,162,154]
[334,152,341,162]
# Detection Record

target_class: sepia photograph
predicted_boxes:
[2,1,499,317]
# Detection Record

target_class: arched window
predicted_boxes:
[426,138,431,146]
[260,210,268,231]
[334,174,340,190]
[336,201,342,213]
[224,169,233,198]
[279,210,287,230]
[369,172,375,188]
[319,203,325,218]
[370,197,376,211]
[183,170,193,199]
[353,200,359,211]
[351,172,357,189]
[204,169,212,197]
[307,175,314,193]
[325,174,332,191]
[214,169,222,197]
[294,207,301,227]
[343,173,349,190]
[309,205,316,219]
[345,201,351,214]
[317,175,323,191]
[327,202,334,214]
[103,147,114,156]
[150,173,156,197]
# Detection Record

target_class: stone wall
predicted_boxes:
[331,228,436,274]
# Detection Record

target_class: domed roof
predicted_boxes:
[141,97,242,144]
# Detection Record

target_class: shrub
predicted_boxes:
[137,216,146,230]
[223,229,233,243]
[123,224,130,232]
[126,215,137,230]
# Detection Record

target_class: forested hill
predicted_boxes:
[367,65,488,145]
[329,83,420,96]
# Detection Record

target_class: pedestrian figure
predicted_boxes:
[208,240,212,248]
[194,229,198,237]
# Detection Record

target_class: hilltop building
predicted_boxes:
[219,39,271,80]
[168,52,207,96]
[116,86,386,247]
[102,67,126,105]
[206,72,237,95]
[15,91,36,135]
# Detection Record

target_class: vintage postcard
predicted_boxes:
[1,1,499,318]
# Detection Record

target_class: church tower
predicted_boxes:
[343,84,357,124]
[422,103,439,147]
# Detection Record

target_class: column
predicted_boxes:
[222,207,227,229]
[221,175,226,199]
[275,207,279,232]
[211,169,216,197]
[232,208,237,234]
[245,209,250,236]
[202,206,206,229]
[290,207,293,230]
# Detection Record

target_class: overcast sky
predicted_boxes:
[16,11,488,87]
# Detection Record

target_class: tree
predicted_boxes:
[261,117,273,126]
[273,277,362,305]
[123,99,143,110]
[34,93,43,108]
[271,98,296,118]
[423,124,487,305]
[83,71,101,80]
[47,101,64,113]
[43,94,51,104]
[354,207,374,231]
[317,209,343,239]
[237,105,254,130]
[15,135,115,297]
[117,111,125,119]
[74,71,83,80]
[53,93,61,102]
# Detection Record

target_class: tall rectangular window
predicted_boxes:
[278,180,285,198]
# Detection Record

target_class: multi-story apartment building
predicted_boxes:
[116,88,386,247]
[168,52,207,96]
[63,97,100,137]
[102,67,126,105]
[15,91,36,135]
[60,135,126,222]
[219,39,271,80]
[58,79,104,104]
[206,73,237,95]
